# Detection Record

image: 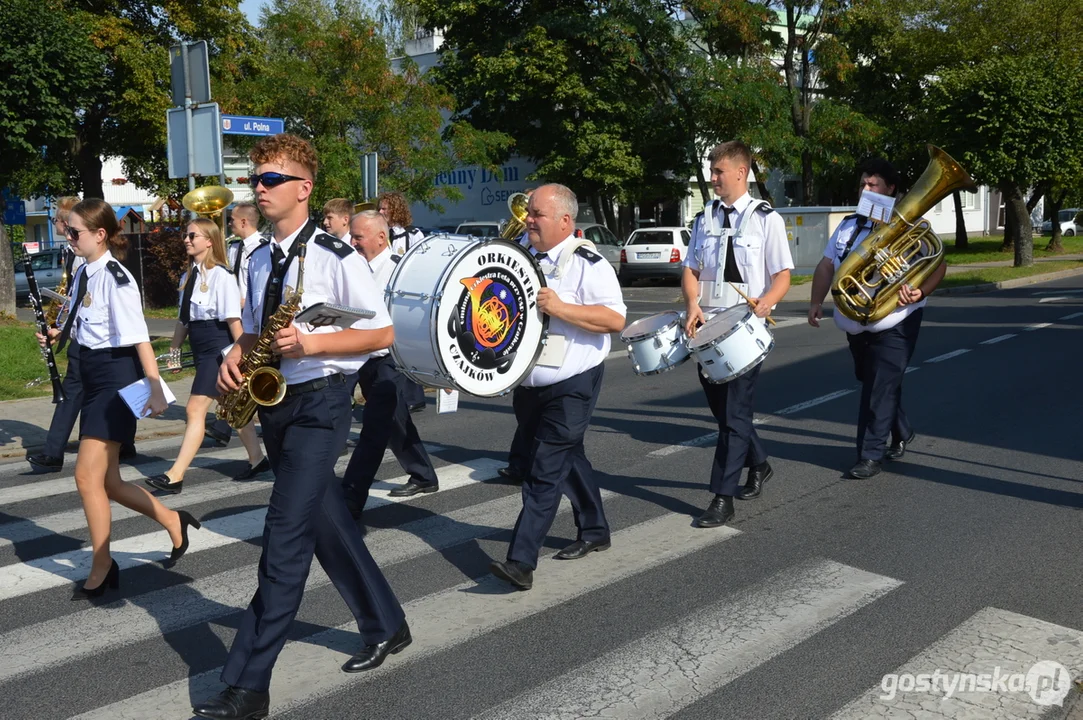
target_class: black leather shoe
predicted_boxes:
[72,559,120,601]
[233,457,271,481]
[497,466,526,482]
[695,495,735,528]
[388,480,438,497]
[27,453,63,472]
[165,510,202,567]
[145,473,182,494]
[193,686,270,720]
[490,560,533,589]
[205,427,231,448]
[341,621,412,673]
[737,461,773,500]
[409,402,426,414]
[886,432,915,461]
[848,459,882,479]
[555,539,611,560]
[119,445,137,461]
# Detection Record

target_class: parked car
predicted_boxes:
[574,222,622,271]
[618,227,692,284]
[1041,208,1079,236]
[456,221,502,238]
[14,248,65,303]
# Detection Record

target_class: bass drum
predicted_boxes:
[386,234,548,397]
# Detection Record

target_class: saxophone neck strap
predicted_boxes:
[260,220,316,333]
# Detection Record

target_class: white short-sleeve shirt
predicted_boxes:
[522,235,627,388]
[232,231,267,304]
[824,214,925,334]
[389,226,425,257]
[178,264,242,324]
[243,222,392,384]
[364,246,398,359]
[684,192,794,306]
[71,250,150,350]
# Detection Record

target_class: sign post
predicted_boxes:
[361,152,379,202]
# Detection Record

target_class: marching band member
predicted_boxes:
[377,190,426,412]
[808,158,945,479]
[195,134,408,720]
[145,218,267,494]
[322,197,354,243]
[39,198,199,600]
[489,184,625,591]
[29,197,137,472]
[342,210,440,518]
[682,141,793,528]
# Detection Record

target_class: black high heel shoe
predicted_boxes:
[72,559,120,601]
[165,510,202,567]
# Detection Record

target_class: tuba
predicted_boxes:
[831,145,976,325]
[183,185,234,238]
[500,192,529,240]
[216,240,308,429]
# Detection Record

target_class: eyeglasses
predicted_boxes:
[249,172,306,189]
[186,232,208,240]
[66,227,84,240]
[51,217,65,226]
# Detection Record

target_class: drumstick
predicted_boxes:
[728,282,777,326]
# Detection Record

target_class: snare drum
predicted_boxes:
[687,306,774,384]
[620,311,690,375]
[386,234,548,397]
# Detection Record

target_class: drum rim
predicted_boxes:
[631,352,691,376]
[427,237,550,397]
[699,338,775,384]
[686,307,760,350]
[620,310,683,343]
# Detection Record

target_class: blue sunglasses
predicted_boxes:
[249,172,306,189]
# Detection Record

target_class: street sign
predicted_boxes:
[3,199,26,225]
[169,42,211,106]
[221,115,285,136]
[22,242,39,254]
[167,104,224,178]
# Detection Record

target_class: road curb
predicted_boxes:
[934,267,1083,296]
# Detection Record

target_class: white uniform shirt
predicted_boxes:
[70,250,150,350]
[389,225,425,256]
[232,231,266,304]
[824,214,925,334]
[364,246,398,359]
[522,235,627,388]
[684,192,794,308]
[242,223,392,384]
[178,264,242,323]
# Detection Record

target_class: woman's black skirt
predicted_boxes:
[188,319,231,397]
[79,346,143,444]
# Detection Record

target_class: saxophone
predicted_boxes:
[216,240,308,429]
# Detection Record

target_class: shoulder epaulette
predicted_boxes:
[754,201,774,215]
[575,246,603,264]
[391,254,402,264]
[106,260,130,285]
[843,212,861,221]
[314,234,354,259]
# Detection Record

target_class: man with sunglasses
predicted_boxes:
[194,134,409,720]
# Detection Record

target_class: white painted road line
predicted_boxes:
[1033,288,1083,296]
[648,432,719,458]
[832,607,1083,719]
[1038,296,1072,303]
[775,389,856,416]
[925,349,971,363]
[1025,322,1053,332]
[1060,312,1083,320]
[475,560,901,720]
[72,514,743,720]
[905,366,921,374]
[981,334,1017,345]
[0,460,502,602]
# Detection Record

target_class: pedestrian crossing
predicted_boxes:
[0,442,1079,720]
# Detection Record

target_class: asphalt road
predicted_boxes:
[0,276,1080,720]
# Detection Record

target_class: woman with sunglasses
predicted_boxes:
[38,198,200,600]
[146,218,268,494]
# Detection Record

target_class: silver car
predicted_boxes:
[14,248,65,303]
[574,223,622,271]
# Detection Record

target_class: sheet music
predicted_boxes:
[857,190,896,224]
[118,377,178,419]
[437,389,459,414]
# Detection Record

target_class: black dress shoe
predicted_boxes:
[409,402,426,414]
[193,686,270,720]
[341,621,412,673]
[695,495,735,528]
[490,560,533,590]
[886,432,916,461]
[388,480,438,497]
[72,559,120,601]
[205,427,231,447]
[145,473,183,494]
[848,459,882,479]
[233,457,271,481]
[497,466,526,482]
[737,461,773,500]
[27,453,63,472]
[119,445,137,461]
[165,510,202,567]
[555,539,611,560]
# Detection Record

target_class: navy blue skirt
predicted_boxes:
[79,346,143,444]
[188,319,231,397]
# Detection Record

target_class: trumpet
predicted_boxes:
[156,350,195,371]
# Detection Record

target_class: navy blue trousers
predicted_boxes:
[342,356,438,509]
[44,341,135,457]
[846,308,922,462]
[222,378,404,692]
[402,376,426,408]
[506,364,610,569]
[698,364,768,497]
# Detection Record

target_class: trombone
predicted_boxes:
[156,350,195,371]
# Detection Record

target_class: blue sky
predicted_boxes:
[239,0,267,24]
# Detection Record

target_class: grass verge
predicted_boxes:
[942,235,1083,265]
[939,260,1083,289]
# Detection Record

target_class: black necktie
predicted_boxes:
[179,267,198,325]
[56,267,87,352]
[533,252,548,262]
[721,205,743,283]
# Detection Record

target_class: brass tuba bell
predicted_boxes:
[500,192,530,241]
[182,185,234,237]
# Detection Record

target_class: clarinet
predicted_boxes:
[22,256,68,404]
